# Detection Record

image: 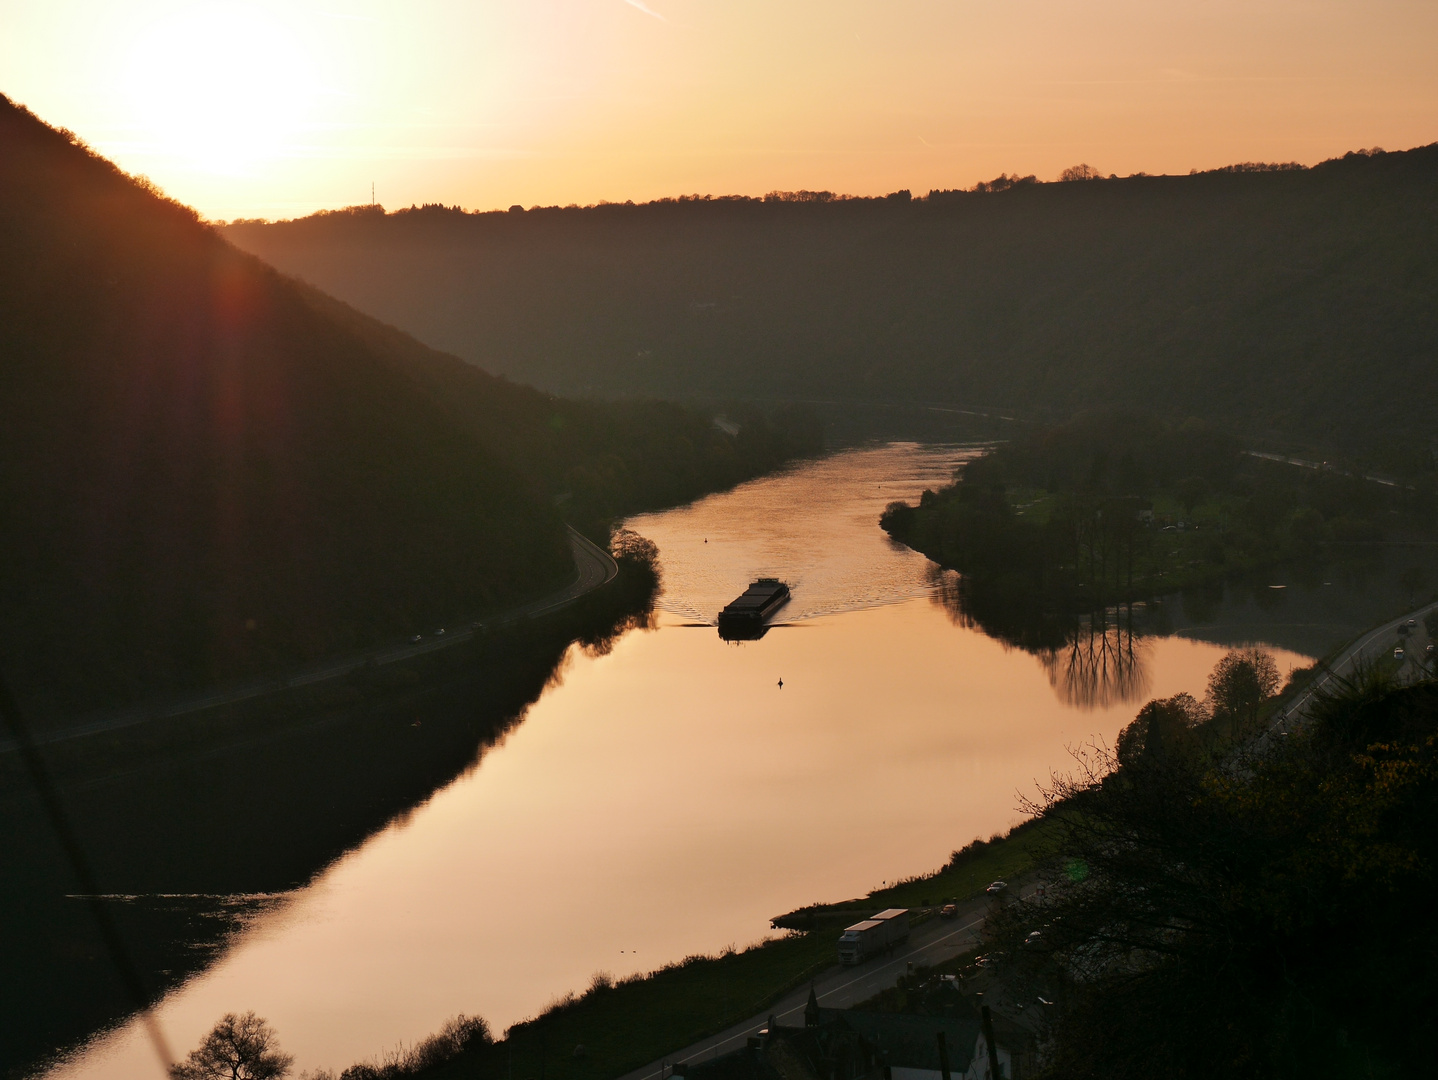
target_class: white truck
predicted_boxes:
[837,908,910,965]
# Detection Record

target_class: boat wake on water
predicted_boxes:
[624,443,983,628]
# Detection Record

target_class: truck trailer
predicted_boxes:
[837,908,910,965]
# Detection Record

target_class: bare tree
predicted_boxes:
[170,1013,293,1080]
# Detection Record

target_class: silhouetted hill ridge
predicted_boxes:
[227,144,1438,469]
[0,94,823,715]
[0,93,595,713]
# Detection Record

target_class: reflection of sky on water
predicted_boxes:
[626,443,979,623]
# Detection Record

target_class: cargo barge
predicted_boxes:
[718,578,790,639]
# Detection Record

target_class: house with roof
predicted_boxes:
[673,990,1038,1080]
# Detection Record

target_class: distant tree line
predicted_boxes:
[882,411,1437,643]
[224,141,1438,474]
[225,156,1346,225]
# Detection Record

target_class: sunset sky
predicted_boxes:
[3,0,1435,221]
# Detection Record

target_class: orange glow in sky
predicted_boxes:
[2,0,1435,220]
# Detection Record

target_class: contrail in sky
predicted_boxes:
[623,0,666,19]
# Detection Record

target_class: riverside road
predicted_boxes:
[616,886,1043,1080]
[1265,596,1438,744]
[0,527,618,753]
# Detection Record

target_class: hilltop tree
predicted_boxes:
[1058,163,1103,181]
[170,1013,293,1080]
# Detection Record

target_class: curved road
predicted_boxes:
[0,528,618,753]
[1263,597,1438,743]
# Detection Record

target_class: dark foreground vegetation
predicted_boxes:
[978,663,1438,1077]
[0,94,819,721]
[226,145,1438,468]
[0,535,661,1080]
[883,412,1438,652]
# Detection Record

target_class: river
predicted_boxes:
[47,443,1322,1079]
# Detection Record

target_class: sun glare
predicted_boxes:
[123,2,320,175]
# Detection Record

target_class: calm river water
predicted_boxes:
[50,444,1314,1080]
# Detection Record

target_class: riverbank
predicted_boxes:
[331,610,1408,1080]
[881,413,1438,642]
[42,443,1340,1080]
[446,616,1434,1080]
[332,818,1056,1080]
[1,544,659,1080]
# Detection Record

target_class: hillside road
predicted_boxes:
[1264,598,1438,745]
[0,528,618,753]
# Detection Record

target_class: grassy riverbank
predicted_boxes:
[332,819,1054,1080]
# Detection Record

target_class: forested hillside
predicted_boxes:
[0,96,816,716]
[226,147,1438,470]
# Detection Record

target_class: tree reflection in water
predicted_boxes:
[928,566,1152,709]
[1039,608,1151,709]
